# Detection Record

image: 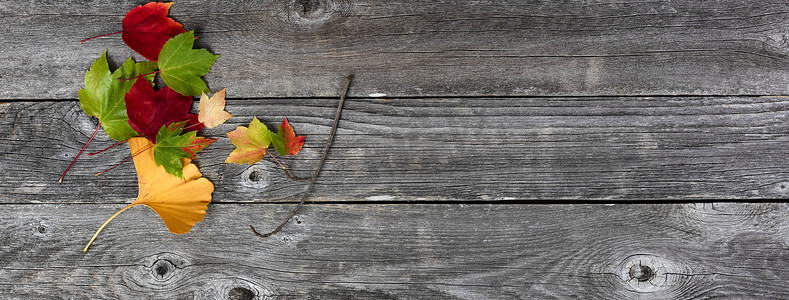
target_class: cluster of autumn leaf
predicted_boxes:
[70,2,306,252]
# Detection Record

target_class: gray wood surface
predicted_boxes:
[3,0,789,299]
[4,203,789,299]
[4,0,789,99]
[2,96,789,203]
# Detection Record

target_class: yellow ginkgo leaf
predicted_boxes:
[83,137,214,252]
[197,88,233,128]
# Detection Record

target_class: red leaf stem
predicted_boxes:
[79,31,122,44]
[267,152,286,169]
[94,144,154,176]
[88,139,130,156]
[59,122,101,183]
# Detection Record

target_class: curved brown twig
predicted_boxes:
[251,75,353,238]
[283,167,311,182]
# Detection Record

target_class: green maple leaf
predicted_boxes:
[153,122,197,178]
[158,31,220,96]
[78,50,157,141]
[152,121,216,178]
[269,130,287,156]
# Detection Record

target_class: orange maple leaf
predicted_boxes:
[278,117,305,156]
[224,117,271,164]
[83,137,214,252]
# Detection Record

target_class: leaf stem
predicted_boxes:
[283,166,311,182]
[79,31,122,44]
[95,144,154,176]
[250,75,352,238]
[269,153,310,181]
[267,152,286,169]
[59,122,101,183]
[281,156,311,181]
[276,152,312,182]
[88,139,129,156]
[118,70,160,81]
[181,121,203,132]
[83,204,134,252]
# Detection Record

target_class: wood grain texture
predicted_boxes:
[4,0,789,99]
[3,203,789,299]
[4,1,789,298]
[3,97,789,203]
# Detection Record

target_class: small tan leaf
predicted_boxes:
[198,88,233,128]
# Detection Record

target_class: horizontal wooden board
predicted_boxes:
[4,0,789,99]
[3,203,789,299]
[2,97,789,203]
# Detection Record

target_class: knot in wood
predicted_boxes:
[151,258,176,281]
[614,253,694,296]
[241,166,270,189]
[249,171,261,182]
[628,264,654,282]
[297,0,320,18]
[285,0,351,26]
[34,221,49,237]
[228,287,256,300]
[619,254,667,291]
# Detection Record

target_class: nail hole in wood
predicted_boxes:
[37,225,46,234]
[228,287,256,300]
[629,263,654,282]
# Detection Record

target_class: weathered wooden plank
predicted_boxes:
[2,203,789,299]
[2,97,789,203]
[4,0,789,99]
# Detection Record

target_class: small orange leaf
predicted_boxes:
[279,117,305,156]
[83,137,214,252]
[224,117,271,164]
[198,88,233,128]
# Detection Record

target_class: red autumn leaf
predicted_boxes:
[125,75,203,143]
[279,117,305,156]
[122,2,186,61]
